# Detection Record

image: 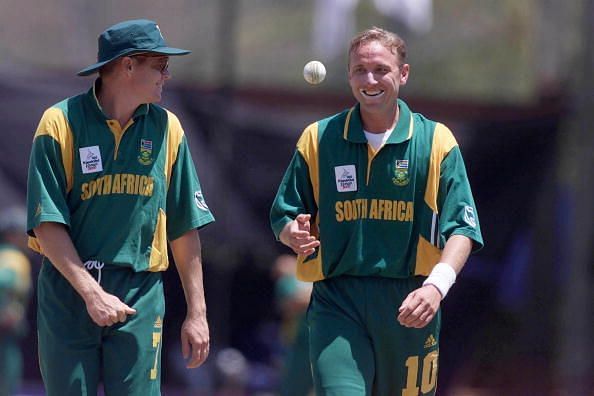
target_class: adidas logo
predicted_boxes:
[424,334,437,349]
[154,316,162,329]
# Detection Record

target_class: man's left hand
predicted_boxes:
[397,285,441,328]
[181,314,210,368]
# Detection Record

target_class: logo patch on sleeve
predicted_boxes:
[79,146,103,174]
[464,206,477,228]
[194,191,209,211]
[335,165,357,192]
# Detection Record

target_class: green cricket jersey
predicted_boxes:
[271,99,483,281]
[26,80,214,272]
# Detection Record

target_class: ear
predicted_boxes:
[399,64,410,85]
[121,57,134,73]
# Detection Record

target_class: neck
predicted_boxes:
[96,79,139,127]
[361,105,399,134]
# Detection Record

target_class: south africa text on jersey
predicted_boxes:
[80,173,154,200]
[335,199,413,222]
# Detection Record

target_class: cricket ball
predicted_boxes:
[303,60,326,85]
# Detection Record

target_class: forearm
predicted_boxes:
[170,229,207,318]
[33,222,101,302]
[439,234,473,274]
[421,234,473,300]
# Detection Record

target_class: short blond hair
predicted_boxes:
[348,27,407,65]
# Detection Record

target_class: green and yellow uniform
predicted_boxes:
[0,244,31,396]
[26,80,214,396]
[270,99,483,395]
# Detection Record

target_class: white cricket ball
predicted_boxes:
[303,60,326,85]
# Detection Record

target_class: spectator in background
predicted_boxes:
[0,207,31,396]
[271,254,313,396]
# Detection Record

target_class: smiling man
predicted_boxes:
[270,27,483,395]
[26,19,214,396]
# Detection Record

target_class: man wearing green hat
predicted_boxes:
[26,19,214,396]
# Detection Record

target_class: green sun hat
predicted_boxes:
[77,19,190,76]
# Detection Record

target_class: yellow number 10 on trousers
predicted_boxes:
[402,351,439,395]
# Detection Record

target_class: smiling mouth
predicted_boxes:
[361,89,384,97]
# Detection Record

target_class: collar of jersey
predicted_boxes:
[343,98,412,144]
[86,78,150,121]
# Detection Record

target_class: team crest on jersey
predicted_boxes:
[334,165,357,192]
[79,146,103,174]
[392,159,409,186]
[138,139,154,165]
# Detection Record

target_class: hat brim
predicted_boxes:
[77,46,191,76]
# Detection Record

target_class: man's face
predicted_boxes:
[130,55,171,103]
[348,41,409,117]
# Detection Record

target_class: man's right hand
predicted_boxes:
[279,214,320,256]
[84,288,136,327]
[33,222,137,327]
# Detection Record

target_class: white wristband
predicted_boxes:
[423,262,457,300]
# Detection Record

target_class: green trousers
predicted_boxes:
[308,276,440,396]
[37,261,165,396]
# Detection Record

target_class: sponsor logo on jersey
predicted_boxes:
[334,165,357,192]
[424,334,437,349]
[138,139,154,165]
[194,191,209,211]
[154,316,163,329]
[392,159,409,186]
[463,205,477,228]
[79,146,103,174]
